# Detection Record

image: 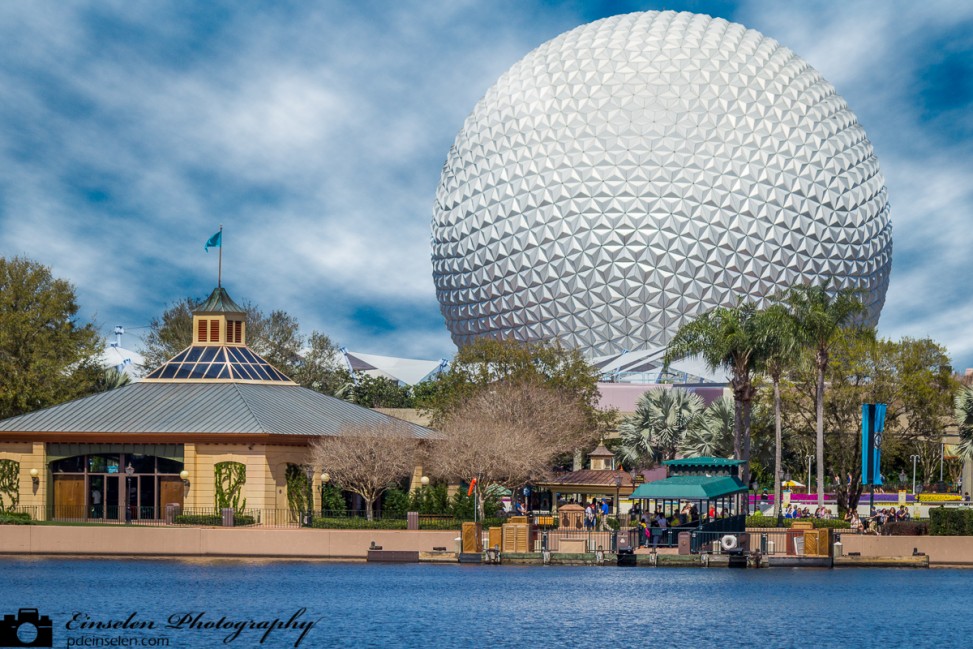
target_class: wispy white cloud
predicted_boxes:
[0,1,970,369]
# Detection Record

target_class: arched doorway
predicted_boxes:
[51,452,184,521]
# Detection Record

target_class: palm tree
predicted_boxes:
[785,281,866,506]
[94,367,131,392]
[755,304,801,519]
[679,396,735,458]
[955,386,973,460]
[665,301,768,485]
[618,387,706,466]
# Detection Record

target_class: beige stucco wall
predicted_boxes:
[5,440,426,519]
[0,526,457,560]
[839,535,973,566]
[184,442,320,512]
[0,441,46,513]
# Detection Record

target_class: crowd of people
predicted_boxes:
[781,504,833,519]
[846,506,910,534]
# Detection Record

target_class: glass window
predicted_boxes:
[235,364,257,380]
[52,456,85,473]
[139,476,155,510]
[173,364,193,379]
[88,454,120,474]
[199,347,219,363]
[156,458,184,474]
[184,347,203,362]
[129,454,155,474]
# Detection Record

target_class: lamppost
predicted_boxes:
[125,464,135,523]
[806,455,813,497]
[613,475,622,518]
[304,465,314,527]
[940,443,945,483]
[910,454,920,495]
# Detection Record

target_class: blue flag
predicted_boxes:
[204,231,222,252]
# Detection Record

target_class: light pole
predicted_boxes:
[940,443,945,483]
[910,454,919,495]
[806,455,813,497]
[125,464,135,523]
[613,475,622,518]
[304,465,314,527]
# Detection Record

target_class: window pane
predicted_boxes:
[89,454,120,474]
[52,456,85,473]
[128,454,155,474]
[156,458,183,474]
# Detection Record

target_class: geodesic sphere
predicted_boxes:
[431,11,892,356]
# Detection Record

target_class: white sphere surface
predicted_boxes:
[432,11,892,355]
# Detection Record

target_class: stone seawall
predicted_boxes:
[0,526,458,560]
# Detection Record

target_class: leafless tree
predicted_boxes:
[428,380,592,514]
[309,421,420,520]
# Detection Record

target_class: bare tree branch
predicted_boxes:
[309,421,419,520]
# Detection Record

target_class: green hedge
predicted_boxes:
[310,516,507,530]
[746,515,850,529]
[173,514,256,526]
[312,516,408,530]
[929,507,973,535]
[0,512,31,525]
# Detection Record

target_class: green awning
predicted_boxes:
[46,443,184,464]
[629,475,747,500]
[663,457,744,468]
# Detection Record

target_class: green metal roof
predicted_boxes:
[196,287,244,314]
[663,457,744,467]
[629,475,747,500]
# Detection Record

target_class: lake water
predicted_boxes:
[0,558,966,648]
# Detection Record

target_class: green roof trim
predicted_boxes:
[196,287,244,314]
[629,475,747,500]
[662,457,744,467]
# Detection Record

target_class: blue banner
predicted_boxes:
[861,403,887,486]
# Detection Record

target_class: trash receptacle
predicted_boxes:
[678,531,691,555]
[407,511,419,530]
[222,508,234,527]
[165,503,180,524]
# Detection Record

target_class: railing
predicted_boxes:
[0,506,501,530]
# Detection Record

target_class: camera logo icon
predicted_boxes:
[0,609,53,647]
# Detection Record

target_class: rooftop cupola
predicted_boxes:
[588,440,616,471]
[193,287,247,347]
[143,286,294,384]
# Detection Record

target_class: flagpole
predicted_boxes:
[218,224,223,288]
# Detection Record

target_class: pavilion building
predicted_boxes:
[0,287,432,522]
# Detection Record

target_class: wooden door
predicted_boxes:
[54,475,85,520]
[159,477,184,511]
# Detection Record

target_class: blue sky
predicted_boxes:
[0,1,971,370]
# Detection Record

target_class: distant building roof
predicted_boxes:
[539,469,634,491]
[592,348,726,384]
[343,350,447,386]
[596,383,726,413]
